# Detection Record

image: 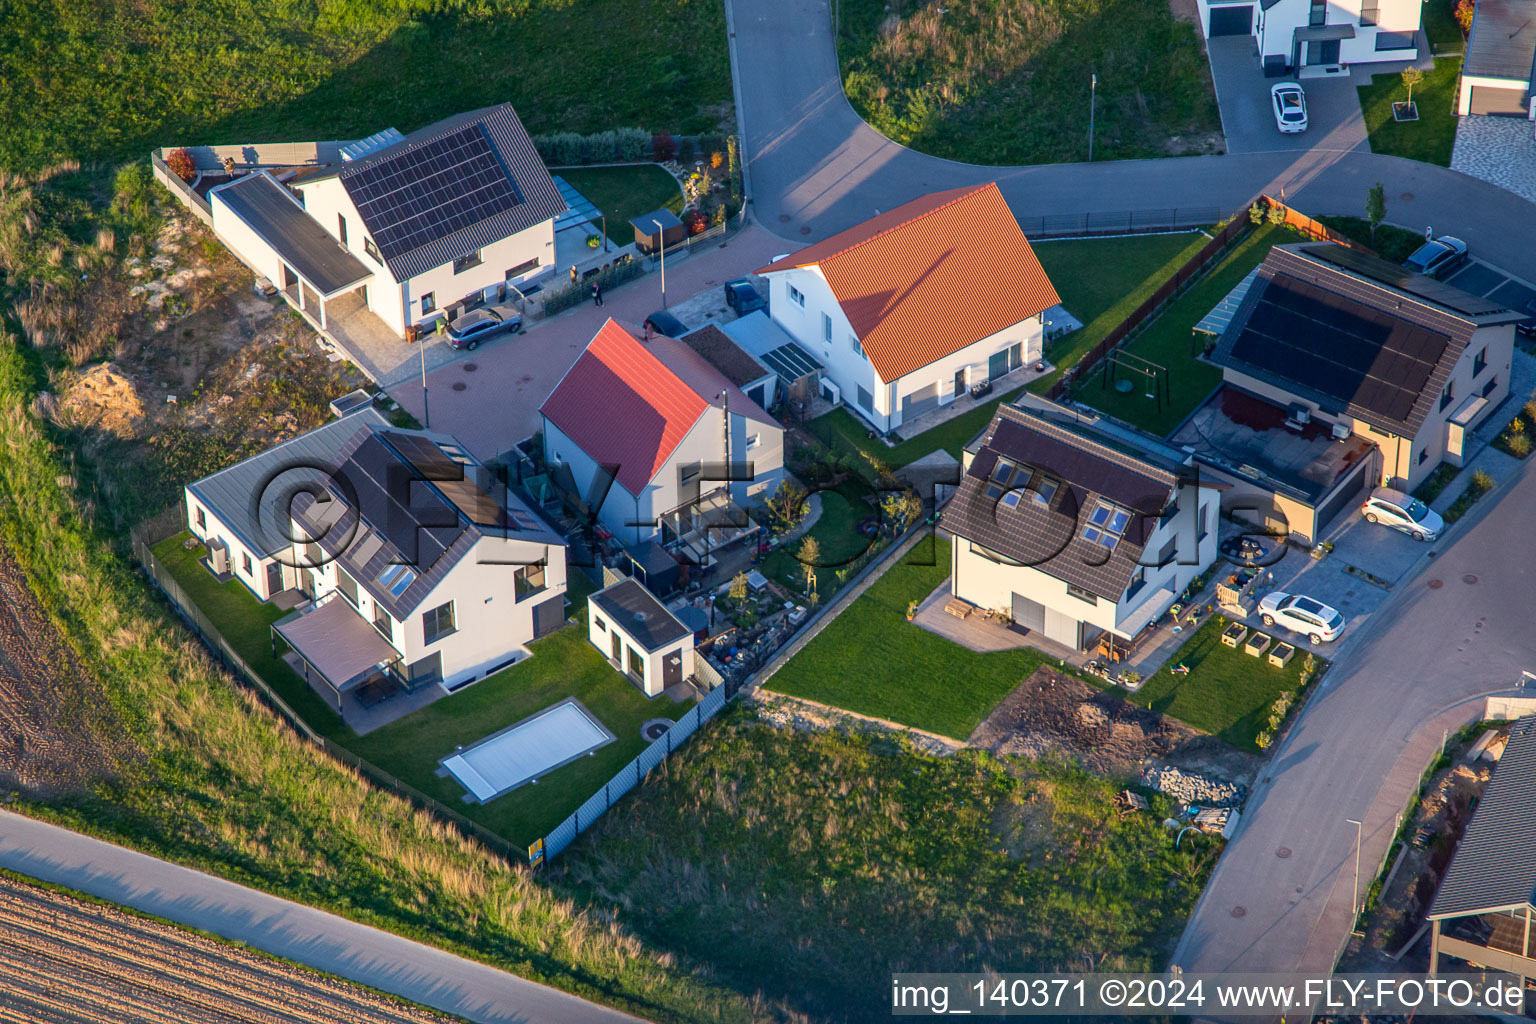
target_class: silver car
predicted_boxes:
[446,305,523,350]
[1361,486,1442,541]
[1259,592,1346,645]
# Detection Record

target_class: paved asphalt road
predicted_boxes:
[0,810,639,1024]
[726,0,1536,986]
[729,0,1536,282]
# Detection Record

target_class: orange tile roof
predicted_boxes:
[756,183,1060,382]
[540,319,709,495]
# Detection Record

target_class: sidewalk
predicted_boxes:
[0,810,637,1024]
[388,223,795,460]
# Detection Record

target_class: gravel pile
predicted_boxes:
[1141,765,1245,807]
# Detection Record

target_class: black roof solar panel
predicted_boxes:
[1300,244,1511,318]
[347,124,522,263]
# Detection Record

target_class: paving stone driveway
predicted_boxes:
[1206,37,1370,155]
[1452,114,1536,205]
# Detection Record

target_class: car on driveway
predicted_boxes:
[1361,486,1443,541]
[1271,83,1308,134]
[1516,298,1536,338]
[644,310,689,337]
[1403,236,1468,279]
[446,305,522,350]
[1259,592,1346,645]
[724,278,766,315]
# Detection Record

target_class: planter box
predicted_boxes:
[1269,642,1296,668]
[1392,101,1419,122]
[1221,623,1249,648]
[1244,632,1272,657]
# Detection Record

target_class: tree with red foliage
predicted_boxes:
[165,147,196,182]
[1454,0,1474,34]
[684,208,708,235]
[652,133,676,162]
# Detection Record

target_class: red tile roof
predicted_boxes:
[756,183,1060,382]
[540,319,779,496]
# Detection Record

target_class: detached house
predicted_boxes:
[278,427,567,704]
[541,318,784,557]
[1198,0,1421,72]
[1189,243,1521,544]
[210,103,565,340]
[945,399,1220,652]
[754,183,1060,433]
[1455,0,1536,116]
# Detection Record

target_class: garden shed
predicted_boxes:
[630,209,685,255]
[588,578,694,697]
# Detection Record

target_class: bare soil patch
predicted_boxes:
[970,666,1262,787]
[0,873,454,1023]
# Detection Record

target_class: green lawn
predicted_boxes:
[1317,216,1426,264]
[767,538,1056,739]
[1074,222,1288,436]
[802,231,1211,469]
[557,166,684,242]
[1357,58,1462,167]
[1423,0,1464,53]
[2,0,729,172]
[152,532,348,738]
[758,478,878,601]
[348,625,690,850]
[838,0,1221,164]
[1120,615,1315,751]
[562,717,1217,1022]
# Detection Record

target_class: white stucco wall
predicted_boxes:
[1201,0,1421,66]
[586,608,693,697]
[761,264,1044,431]
[185,487,281,601]
[210,190,287,292]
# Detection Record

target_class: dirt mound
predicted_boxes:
[55,362,145,438]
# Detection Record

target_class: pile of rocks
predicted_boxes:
[1141,765,1245,807]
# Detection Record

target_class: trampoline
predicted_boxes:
[440,698,614,803]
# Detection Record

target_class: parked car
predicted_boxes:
[446,305,522,350]
[1361,486,1443,541]
[1402,236,1468,278]
[643,310,689,338]
[1259,592,1346,645]
[724,278,766,315]
[1516,298,1536,338]
[1271,83,1308,134]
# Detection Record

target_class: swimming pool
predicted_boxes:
[440,699,614,802]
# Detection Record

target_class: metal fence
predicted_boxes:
[131,533,526,865]
[539,682,729,862]
[1019,207,1232,239]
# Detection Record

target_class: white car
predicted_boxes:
[1271,83,1308,134]
[1361,486,1443,541]
[1259,592,1345,644]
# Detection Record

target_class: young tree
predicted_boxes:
[881,489,924,534]
[1248,202,1266,226]
[797,534,821,595]
[729,571,748,603]
[1400,67,1423,106]
[1365,182,1386,243]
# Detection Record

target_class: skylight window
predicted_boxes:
[377,563,418,597]
[1000,491,1021,507]
[437,442,473,465]
[1082,500,1131,549]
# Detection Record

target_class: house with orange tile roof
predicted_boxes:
[540,318,784,557]
[754,183,1060,434]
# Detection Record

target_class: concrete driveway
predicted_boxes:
[1206,37,1368,155]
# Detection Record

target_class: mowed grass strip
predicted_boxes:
[556,166,684,240]
[766,537,1051,739]
[1119,615,1314,751]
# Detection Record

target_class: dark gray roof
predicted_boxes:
[1213,245,1507,438]
[590,578,690,652]
[1464,0,1536,81]
[679,325,770,387]
[1430,717,1536,919]
[213,173,371,296]
[630,209,682,233]
[760,342,823,381]
[186,407,389,557]
[293,428,561,618]
[338,104,566,281]
[943,404,1180,602]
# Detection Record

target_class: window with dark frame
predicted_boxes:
[1309,0,1326,26]
[822,313,832,343]
[194,505,205,529]
[1473,347,1487,376]
[373,603,392,640]
[422,601,456,644]
[241,552,253,576]
[337,214,348,246]
[1440,380,1454,411]
[1484,375,1499,397]
[1418,447,1429,465]
[594,615,606,632]
[505,257,539,280]
[1082,500,1131,549]
[336,566,359,607]
[452,250,483,274]
[515,562,547,600]
[1066,583,1098,605]
[421,292,435,315]
[1359,0,1378,25]
[787,283,805,307]
[363,237,382,264]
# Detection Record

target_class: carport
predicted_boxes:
[273,596,403,712]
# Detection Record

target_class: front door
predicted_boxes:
[265,561,283,597]
[954,368,967,399]
[1306,39,1340,65]
[663,650,683,687]
[611,631,622,662]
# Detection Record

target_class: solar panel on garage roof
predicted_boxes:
[1299,244,1511,318]
[345,125,522,262]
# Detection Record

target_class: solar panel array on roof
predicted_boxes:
[345,125,521,262]
[760,343,823,380]
[1228,274,1448,426]
[382,432,510,530]
[340,434,463,572]
[1299,244,1511,318]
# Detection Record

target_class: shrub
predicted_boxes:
[651,133,676,161]
[1509,416,1526,434]
[165,147,196,182]
[615,127,649,161]
[677,136,695,164]
[1509,434,1531,458]
[710,204,726,227]
[1524,400,1536,424]
[1472,468,1495,493]
[684,208,707,235]
[1454,0,1474,33]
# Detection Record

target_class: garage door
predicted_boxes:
[1011,593,1046,633]
[901,382,940,423]
[1208,5,1253,35]
[1313,448,1375,535]
[1469,86,1529,117]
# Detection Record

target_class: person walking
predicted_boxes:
[591,282,604,307]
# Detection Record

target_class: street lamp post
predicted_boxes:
[1088,73,1098,162]
[1346,817,1363,928]
[422,321,439,429]
[653,218,667,309]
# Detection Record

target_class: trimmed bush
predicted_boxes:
[651,133,676,161]
[165,147,196,182]
[532,128,653,166]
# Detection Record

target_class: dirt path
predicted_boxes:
[0,874,455,1023]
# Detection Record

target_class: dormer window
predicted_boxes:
[1082,500,1131,549]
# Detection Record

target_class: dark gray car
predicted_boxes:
[446,305,523,350]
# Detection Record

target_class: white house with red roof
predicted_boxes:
[540,319,784,552]
[754,183,1060,434]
